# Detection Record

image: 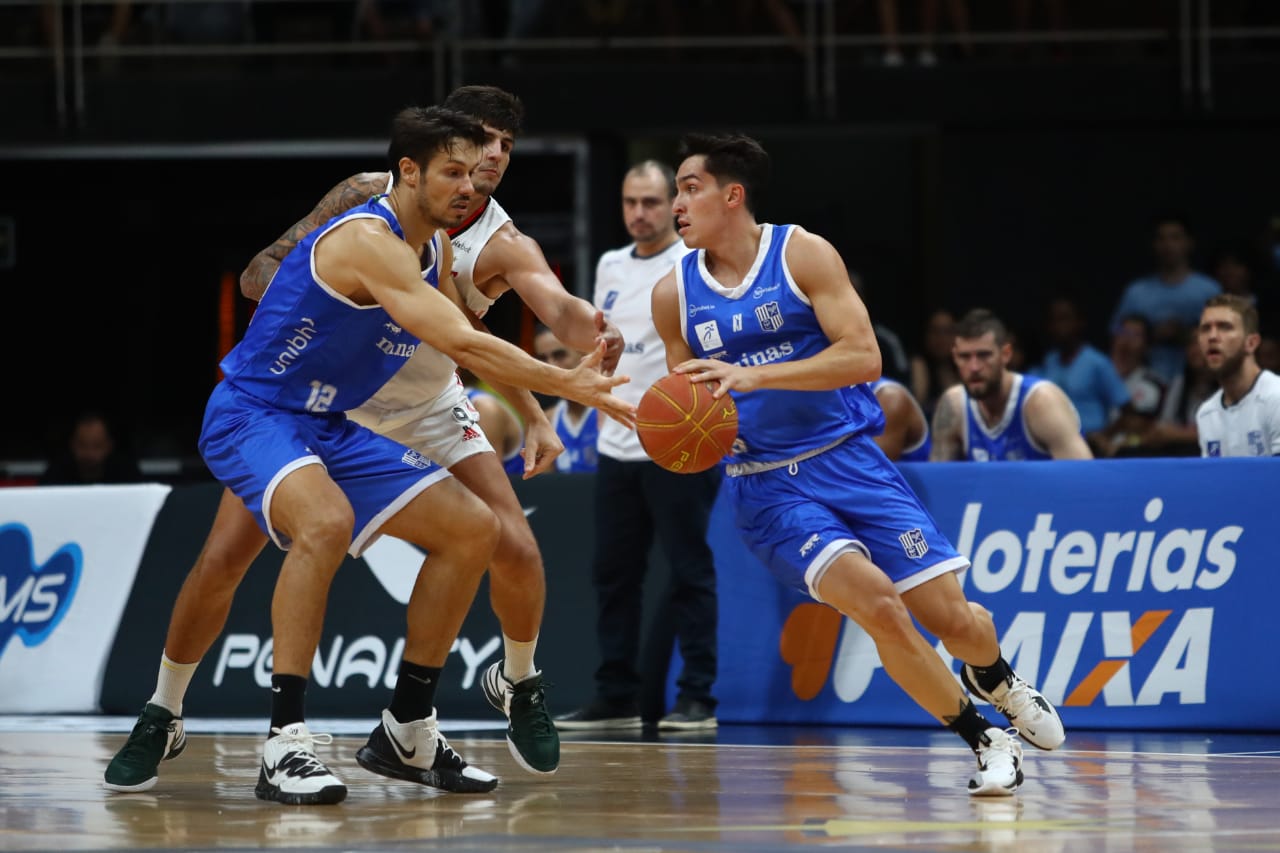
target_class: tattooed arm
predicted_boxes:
[239,171,391,302]
[929,385,966,461]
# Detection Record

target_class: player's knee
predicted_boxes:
[858,594,917,645]
[455,504,501,567]
[290,507,355,558]
[492,520,542,576]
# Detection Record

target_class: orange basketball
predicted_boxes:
[636,373,738,474]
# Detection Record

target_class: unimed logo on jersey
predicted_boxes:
[776,495,1238,711]
[0,524,81,657]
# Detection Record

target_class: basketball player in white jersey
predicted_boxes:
[1195,293,1280,456]
[104,87,618,792]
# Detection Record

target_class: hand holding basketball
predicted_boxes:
[636,373,738,473]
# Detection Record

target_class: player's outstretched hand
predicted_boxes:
[567,341,635,428]
[673,358,755,398]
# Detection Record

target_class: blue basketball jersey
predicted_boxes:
[676,224,884,467]
[963,372,1053,461]
[219,196,440,414]
[549,400,599,473]
[466,387,526,475]
[871,377,931,462]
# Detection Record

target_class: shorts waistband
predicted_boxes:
[725,434,850,477]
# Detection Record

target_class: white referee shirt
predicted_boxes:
[593,238,690,462]
[1196,369,1280,457]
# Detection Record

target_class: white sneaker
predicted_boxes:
[961,665,1066,750]
[255,722,347,805]
[968,727,1024,797]
[355,708,498,793]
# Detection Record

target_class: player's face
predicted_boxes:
[953,332,1010,399]
[1199,305,1257,378]
[418,141,480,229]
[673,155,728,249]
[471,124,514,196]
[622,170,676,247]
[533,331,577,370]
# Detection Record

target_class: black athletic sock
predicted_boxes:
[968,655,1014,694]
[269,674,308,735]
[389,660,442,723]
[946,698,996,752]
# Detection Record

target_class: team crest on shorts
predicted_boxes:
[898,528,929,559]
[401,449,432,469]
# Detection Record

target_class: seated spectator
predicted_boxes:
[909,307,960,419]
[461,371,527,478]
[1148,339,1216,456]
[40,410,143,485]
[1109,212,1221,383]
[1257,336,1280,374]
[930,308,1093,460]
[532,325,598,473]
[1195,294,1280,456]
[1094,315,1168,457]
[1034,296,1131,436]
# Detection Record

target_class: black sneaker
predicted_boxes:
[657,697,718,731]
[355,708,498,793]
[482,662,560,775]
[553,697,642,731]
[103,703,187,792]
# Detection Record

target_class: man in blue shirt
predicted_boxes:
[1109,213,1220,383]
[1035,296,1130,436]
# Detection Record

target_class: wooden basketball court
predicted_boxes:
[2,716,1278,851]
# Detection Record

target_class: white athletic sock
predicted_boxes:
[149,653,199,716]
[502,634,538,683]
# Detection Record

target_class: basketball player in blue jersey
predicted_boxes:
[133,107,634,807]
[650,132,1064,796]
[533,325,599,473]
[871,377,931,462]
[104,88,614,794]
[930,309,1093,461]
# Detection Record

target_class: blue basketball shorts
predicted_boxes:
[199,381,450,556]
[724,432,969,602]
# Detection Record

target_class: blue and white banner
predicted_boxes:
[0,484,170,712]
[706,458,1278,732]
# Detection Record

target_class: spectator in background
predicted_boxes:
[1094,314,1169,456]
[555,160,718,732]
[1257,336,1280,374]
[532,325,599,473]
[1034,296,1130,436]
[1195,294,1280,457]
[851,271,910,384]
[40,410,143,485]
[1110,213,1221,383]
[1148,338,1216,455]
[910,308,960,419]
[930,308,1093,461]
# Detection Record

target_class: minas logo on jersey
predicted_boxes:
[778,496,1240,710]
[0,524,82,658]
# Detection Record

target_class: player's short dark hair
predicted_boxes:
[387,106,487,185]
[443,85,525,135]
[677,132,770,215]
[626,159,677,200]
[954,308,1011,345]
[1204,293,1261,335]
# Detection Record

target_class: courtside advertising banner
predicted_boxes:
[0,484,171,712]
[706,458,1278,732]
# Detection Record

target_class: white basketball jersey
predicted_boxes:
[349,196,512,422]
[1196,369,1280,457]
[593,238,691,461]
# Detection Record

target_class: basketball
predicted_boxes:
[636,373,738,473]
